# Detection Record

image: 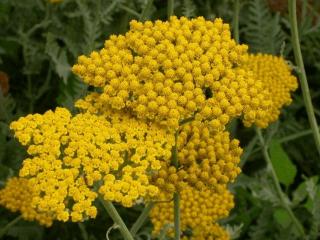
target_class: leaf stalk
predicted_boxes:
[288,0,320,156]
[256,128,305,238]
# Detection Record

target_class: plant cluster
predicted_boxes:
[2,14,299,240]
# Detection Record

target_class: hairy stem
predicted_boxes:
[167,0,174,18]
[256,128,306,237]
[233,0,240,43]
[172,131,180,240]
[130,202,155,236]
[167,1,179,237]
[279,127,320,143]
[78,223,89,240]
[173,192,180,240]
[288,0,320,156]
[158,223,174,240]
[119,4,141,18]
[0,216,22,239]
[240,135,258,168]
[99,198,134,240]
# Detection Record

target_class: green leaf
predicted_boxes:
[243,0,286,54]
[7,225,43,240]
[45,33,71,84]
[269,140,297,187]
[273,207,291,229]
[182,0,197,18]
[225,224,243,239]
[56,76,87,111]
[292,181,308,207]
[293,176,319,206]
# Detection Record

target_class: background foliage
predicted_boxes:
[0,0,320,239]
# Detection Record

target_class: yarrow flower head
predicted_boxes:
[0,177,53,226]
[8,15,298,233]
[10,107,174,222]
[72,16,270,132]
[151,120,242,193]
[150,185,233,239]
[242,53,298,127]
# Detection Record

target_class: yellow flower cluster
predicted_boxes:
[0,177,53,226]
[9,16,298,232]
[72,16,270,131]
[242,54,298,127]
[186,224,230,240]
[10,107,174,222]
[150,185,233,239]
[151,121,242,193]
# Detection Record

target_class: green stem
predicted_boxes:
[256,128,306,237]
[78,223,89,240]
[171,131,180,240]
[233,0,240,43]
[130,202,155,236]
[158,223,174,240]
[167,0,174,18]
[239,135,258,168]
[173,192,180,240]
[314,108,320,118]
[288,0,320,156]
[0,216,22,238]
[167,0,178,235]
[99,198,134,240]
[172,131,179,168]
[119,4,141,18]
[139,0,154,21]
[249,126,320,155]
[279,127,319,143]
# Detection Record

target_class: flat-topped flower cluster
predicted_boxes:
[0,16,297,239]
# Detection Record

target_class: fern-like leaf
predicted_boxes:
[182,0,197,18]
[243,0,285,54]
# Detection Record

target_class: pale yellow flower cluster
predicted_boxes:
[10,107,174,222]
[0,177,53,226]
[242,54,298,127]
[72,16,270,131]
[150,185,233,239]
[4,15,297,238]
[152,121,242,193]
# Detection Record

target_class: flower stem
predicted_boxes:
[171,131,180,240]
[233,0,240,43]
[78,222,89,240]
[288,0,320,156]
[139,0,154,21]
[0,215,22,239]
[239,135,258,168]
[173,192,180,240]
[158,223,174,240]
[167,0,174,18]
[99,198,134,240]
[256,128,306,237]
[279,127,320,143]
[130,202,155,236]
[119,4,141,18]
